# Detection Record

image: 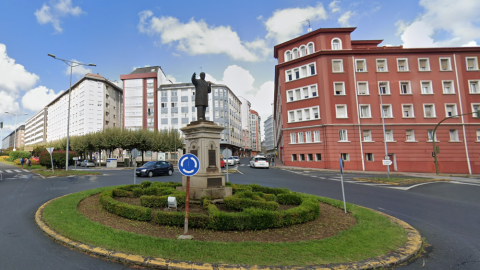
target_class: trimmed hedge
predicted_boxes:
[140,192,186,208]
[112,189,131,197]
[99,189,152,221]
[277,193,303,205]
[224,191,279,211]
[8,151,31,162]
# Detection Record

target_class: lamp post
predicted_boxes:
[5,112,28,151]
[48,54,96,171]
[379,87,390,179]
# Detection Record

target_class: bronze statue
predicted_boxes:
[191,72,212,120]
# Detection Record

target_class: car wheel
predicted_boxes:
[168,169,173,176]
[148,171,153,177]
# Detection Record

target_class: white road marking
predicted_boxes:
[22,169,30,172]
[449,181,480,187]
[6,170,12,173]
[15,170,23,173]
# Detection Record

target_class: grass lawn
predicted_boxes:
[42,186,408,266]
[353,177,449,185]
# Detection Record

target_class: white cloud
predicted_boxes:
[165,75,177,83]
[396,0,480,47]
[64,59,92,77]
[34,0,84,33]
[264,4,328,44]
[329,0,341,13]
[0,91,20,122]
[21,86,62,111]
[0,44,39,94]
[338,11,354,26]
[138,11,269,62]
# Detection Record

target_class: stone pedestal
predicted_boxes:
[176,121,232,199]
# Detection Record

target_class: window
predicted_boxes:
[341,153,349,161]
[397,58,409,71]
[427,130,437,142]
[466,57,478,70]
[336,105,348,118]
[285,63,316,82]
[292,48,298,59]
[360,105,371,118]
[161,102,167,108]
[303,87,309,98]
[306,131,312,143]
[301,66,307,77]
[295,89,301,100]
[418,58,430,71]
[332,38,342,50]
[402,104,414,118]
[339,129,348,141]
[298,132,304,143]
[443,81,455,94]
[379,81,390,94]
[147,107,154,116]
[440,58,452,71]
[332,60,343,72]
[315,153,322,161]
[385,130,394,141]
[311,85,317,97]
[449,130,459,141]
[406,130,415,142]
[356,59,366,72]
[295,68,300,79]
[287,91,293,101]
[471,104,480,118]
[421,81,433,94]
[287,71,292,81]
[288,111,295,122]
[334,82,345,95]
[292,154,297,161]
[445,104,457,117]
[363,130,372,142]
[290,133,296,143]
[469,80,479,93]
[424,104,436,118]
[308,43,314,54]
[376,59,387,72]
[400,81,411,94]
[357,82,369,95]
[285,51,291,61]
[313,130,321,142]
[304,108,311,120]
[477,130,480,141]
[307,154,313,161]
[299,154,305,161]
[310,64,316,75]
[288,106,320,122]
[381,104,393,118]
[312,107,319,119]
[300,46,306,57]
[365,153,374,161]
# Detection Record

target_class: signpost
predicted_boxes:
[222,148,232,182]
[73,157,78,170]
[339,156,347,214]
[178,153,200,240]
[382,159,393,166]
[157,152,166,161]
[131,148,139,184]
[46,147,54,174]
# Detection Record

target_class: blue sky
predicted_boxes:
[1,0,479,140]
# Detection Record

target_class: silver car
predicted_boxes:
[249,156,269,169]
[81,160,95,167]
[232,156,240,164]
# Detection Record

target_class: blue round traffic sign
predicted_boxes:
[178,154,200,176]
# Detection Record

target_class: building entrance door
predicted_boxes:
[388,154,397,171]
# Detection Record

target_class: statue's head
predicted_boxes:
[200,72,206,79]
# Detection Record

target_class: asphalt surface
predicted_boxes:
[1,158,479,269]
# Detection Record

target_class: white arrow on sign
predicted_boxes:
[382,159,392,166]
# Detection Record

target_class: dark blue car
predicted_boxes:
[136,161,174,177]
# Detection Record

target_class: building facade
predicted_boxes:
[25,108,47,146]
[2,125,25,150]
[157,83,243,154]
[239,97,252,157]
[274,27,480,174]
[46,73,123,142]
[250,109,261,155]
[120,66,171,131]
[264,115,275,155]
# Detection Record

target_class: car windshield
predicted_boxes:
[228,157,233,159]
[233,156,239,159]
[143,161,156,167]
[256,158,267,161]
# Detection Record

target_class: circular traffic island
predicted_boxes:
[36,182,422,269]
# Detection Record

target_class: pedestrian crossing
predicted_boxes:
[0,169,32,174]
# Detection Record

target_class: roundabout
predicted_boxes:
[36,181,422,269]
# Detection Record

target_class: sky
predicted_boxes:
[1,0,479,141]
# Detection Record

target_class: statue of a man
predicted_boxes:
[191,72,212,121]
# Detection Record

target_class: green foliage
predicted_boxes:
[277,193,303,205]
[99,190,152,221]
[8,151,31,162]
[249,184,290,195]
[139,191,186,208]
[112,189,130,197]
[141,181,151,188]
[39,150,76,169]
[132,187,143,198]
[224,192,279,211]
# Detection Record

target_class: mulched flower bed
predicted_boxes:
[78,193,357,243]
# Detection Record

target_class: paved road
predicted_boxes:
[1,159,479,269]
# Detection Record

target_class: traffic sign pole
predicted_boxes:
[184,176,190,235]
[339,156,347,214]
[177,154,200,240]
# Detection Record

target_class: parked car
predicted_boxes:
[136,161,174,177]
[81,160,95,167]
[75,160,82,166]
[249,156,269,169]
[220,159,225,168]
[232,156,240,164]
[225,157,235,166]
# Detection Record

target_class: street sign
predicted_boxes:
[73,157,79,161]
[339,158,344,173]
[157,152,166,161]
[46,147,54,154]
[178,154,200,176]
[24,146,33,152]
[382,159,393,166]
[46,147,54,174]
[222,149,232,159]
[131,148,139,159]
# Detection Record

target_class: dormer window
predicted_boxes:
[308,43,314,54]
[292,48,298,59]
[332,38,342,50]
[300,46,306,57]
[285,51,291,61]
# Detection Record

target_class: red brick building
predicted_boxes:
[273,27,480,174]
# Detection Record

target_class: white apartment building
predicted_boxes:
[46,73,123,142]
[264,115,275,155]
[25,108,47,146]
[158,83,243,152]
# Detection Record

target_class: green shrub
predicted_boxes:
[263,194,276,201]
[132,187,143,198]
[249,184,289,195]
[141,181,151,188]
[224,195,279,211]
[8,151,31,162]
[112,189,130,197]
[118,184,140,191]
[99,190,152,221]
[140,192,186,208]
[277,193,302,205]
[39,150,76,169]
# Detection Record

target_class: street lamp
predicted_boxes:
[5,112,28,151]
[48,54,96,171]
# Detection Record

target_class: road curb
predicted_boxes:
[36,194,423,270]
